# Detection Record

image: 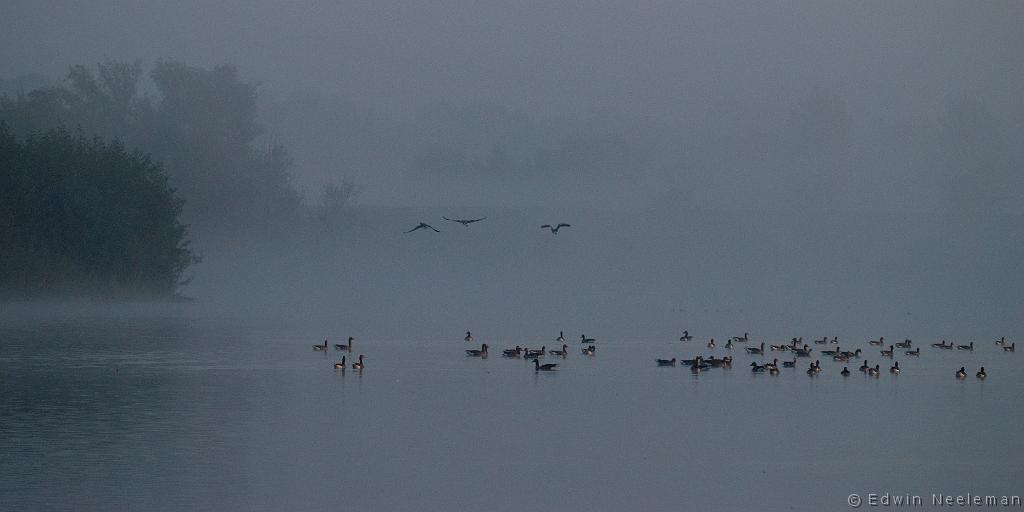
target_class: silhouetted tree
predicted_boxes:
[0,124,195,297]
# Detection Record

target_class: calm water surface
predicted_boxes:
[1,306,1020,511]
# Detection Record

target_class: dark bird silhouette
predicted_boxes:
[541,223,571,234]
[404,223,440,234]
[443,216,486,227]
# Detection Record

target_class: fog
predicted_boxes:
[2,1,1021,335]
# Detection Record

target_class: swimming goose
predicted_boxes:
[890,362,900,374]
[464,331,474,343]
[995,337,1007,346]
[525,346,546,358]
[806,364,818,375]
[541,223,571,234]
[682,356,704,366]
[750,362,767,372]
[334,356,347,370]
[404,222,440,234]
[679,331,693,341]
[731,333,750,342]
[821,346,841,356]
[582,345,596,356]
[769,365,780,375]
[351,355,365,370]
[725,340,734,350]
[813,336,828,344]
[707,338,716,349]
[549,344,568,356]
[557,331,566,343]
[840,348,862,358]
[503,346,523,358]
[782,358,798,368]
[466,344,489,357]
[905,347,920,356]
[867,364,881,377]
[932,340,953,349]
[334,337,353,351]
[442,216,486,226]
[955,367,967,379]
[313,339,328,351]
[880,345,894,357]
[841,367,850,376]
[745,342,765,355]
[580,334,596,344]
[765,358,780,370]
[707,356,732,367]
[1004,343,1015,352]
[895,339,912,349]
[794,345,813,357]
[956,342,974,351]
[976,367,986,379]
[533,358,559,371]
[859,360,870,372]
[770,343,790,352]
[656,358,677,367]
[833,353,850,362]
[829,336,839,344]
[868,337,885,346]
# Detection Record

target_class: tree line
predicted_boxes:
[0,124,195,297]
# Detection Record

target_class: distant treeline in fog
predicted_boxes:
[0,61,309,236]
[0,125,194,297]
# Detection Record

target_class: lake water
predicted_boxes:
[1,304,1020,511]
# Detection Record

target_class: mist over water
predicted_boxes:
[3,1,1023,509]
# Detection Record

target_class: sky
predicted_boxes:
[2,1,1022,119]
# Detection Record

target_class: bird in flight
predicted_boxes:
[541,223,571,234]
[404,223,441,234]
[443,216,486,227]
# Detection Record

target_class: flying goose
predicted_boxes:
[404,222,440,234]
[541,223,571,234]
[442,216,486,226]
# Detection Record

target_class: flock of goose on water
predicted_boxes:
[314,331,1013,379]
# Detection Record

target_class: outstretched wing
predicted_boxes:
[405,223,440,234]
[556,223,571,228]
[541,224,552,229]
[464,217,486,223]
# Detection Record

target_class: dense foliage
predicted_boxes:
[0,124,195,297]
[0,60,300,233]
